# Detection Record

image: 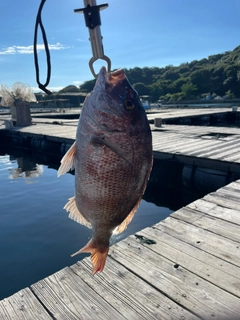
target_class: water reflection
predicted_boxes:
[8,157,44,181]
[0,145,61,173]
[0,145,173,300]
[0,145,209,211]
[0,144,219,301]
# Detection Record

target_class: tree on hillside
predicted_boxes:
[58,85,80,93]
[181,82,197,100]
[65,45,240,101]
[147,83,164,102]
[225,90,235,99]
[79,79,96,92]
[132,82,149,96]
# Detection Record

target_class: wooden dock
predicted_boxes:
[1,108,240,319]
[1,119,240,173]
[146,106,235,123]
[152,124,240,173]
[1,179,240,319]
[0,106,237,124]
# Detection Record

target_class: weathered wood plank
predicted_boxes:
[154,217,240,267]
[223,152,240,162]
[70,257,198,320]
[214,188,240,204]
[204,192,240,211]
[139,226,240,298]
[188,198,240,226]
[0,287,52,320]
[157,139,219,154]
[31,267,125,320]
[153,138,215,154]
[110,236,240,320]
[219,148,240,162]
[224,180,240,189]
[191,139,240,158]
[4,121,240,174]
[171,206,240,242]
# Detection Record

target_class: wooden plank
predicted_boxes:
[10,126,75,144]
[139,226,240,298]
[225,179,240,187]
[70,258,198,320]
[182,141,224,156]
[219,181,240,192]
[190,139,240,158]
[152,136,187,148]
[0,287,52,320]
[215,187,240,202]
[219,146,240,161]
[223,152,240,162]
[153,137,215,152]
[155,139,220,154]
[148,220,240,281]
[188,198,240,226]
[204,192,240,211]
[31,267,125,320]
[178,141,226,156]
[110,237,240,320]
[171,206,240,242]
[154,217,240,267]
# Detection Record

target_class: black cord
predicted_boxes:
[33,0,52,95]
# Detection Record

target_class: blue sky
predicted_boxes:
[0,0,240,92]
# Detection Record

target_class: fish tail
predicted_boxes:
[71,238,109,275]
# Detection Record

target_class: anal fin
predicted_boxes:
[57,141,76,177]
[113,198,142,235]
[64,196,92,228]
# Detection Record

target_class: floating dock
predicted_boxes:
[1,117,240,173]
[1,108,240,319]
[0,179,240,319]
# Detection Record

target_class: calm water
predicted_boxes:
[0,149,172,300]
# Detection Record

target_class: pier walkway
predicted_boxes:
[1,109,240,319]
[1,120,240,173]
[1,179,240,319]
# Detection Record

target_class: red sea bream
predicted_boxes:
[58,66,152,274]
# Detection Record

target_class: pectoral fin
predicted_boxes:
[57,141,76,177]
[64,196,92,228]
[90,136,133,166]
[113,198,141,235]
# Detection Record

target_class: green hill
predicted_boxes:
[64,45,240,102]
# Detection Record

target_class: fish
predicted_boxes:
[58,66,152,275]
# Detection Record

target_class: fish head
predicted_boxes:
[87,66,148,132]
[79,65,152,171]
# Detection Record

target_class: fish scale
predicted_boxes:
[58,66,152,274]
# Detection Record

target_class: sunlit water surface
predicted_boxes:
[0,153,172,299]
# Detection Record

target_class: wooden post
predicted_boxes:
[154,118,162,127]
[10,100,32,126]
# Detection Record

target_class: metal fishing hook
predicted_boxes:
[74,0,111,78]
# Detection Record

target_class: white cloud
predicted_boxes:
[0,43,69,55]
[72,80,83,86]
[76,38,88,43]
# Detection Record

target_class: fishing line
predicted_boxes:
[33,0,52,95]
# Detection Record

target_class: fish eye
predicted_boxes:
[124,99,135,110]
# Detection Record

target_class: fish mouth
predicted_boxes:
[98,66,126,87]
[108,69,125,85]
